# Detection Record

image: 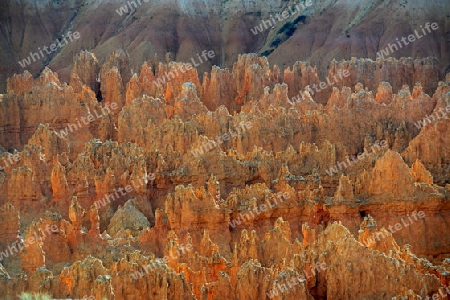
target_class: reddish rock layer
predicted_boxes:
[0,51,448,299]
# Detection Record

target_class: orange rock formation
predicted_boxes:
[0,51,448,299]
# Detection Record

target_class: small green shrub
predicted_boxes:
[19,292,52,300]
[261,49,274,56]
[293,15,307,25]
[270,37,283,48]
[278,22,296,36]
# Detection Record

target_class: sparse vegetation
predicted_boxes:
[278,22,297,36]
[293,15,307,25]
[270,37,283,48]
[261,49,274,56]
[19,292,52,300]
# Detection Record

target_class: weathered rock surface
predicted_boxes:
[2,0,449,96]
[0,51,448,299]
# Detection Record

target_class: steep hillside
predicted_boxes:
[1,0,449,92]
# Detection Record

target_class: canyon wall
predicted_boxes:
[0,52,448,299]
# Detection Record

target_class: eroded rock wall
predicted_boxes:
[0,52,448,299]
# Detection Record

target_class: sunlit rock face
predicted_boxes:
[0,47,448,299]
[1,0,450,297]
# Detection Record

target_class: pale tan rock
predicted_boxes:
[334,175,354,203]
[20,223,45,273]
[69,50,100,95]
[0,203,20,245]
[107,199,150,237]
[59,256,109,298]
[6,71,34,95]
[410,159,433,184]
[369,150,415,198]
